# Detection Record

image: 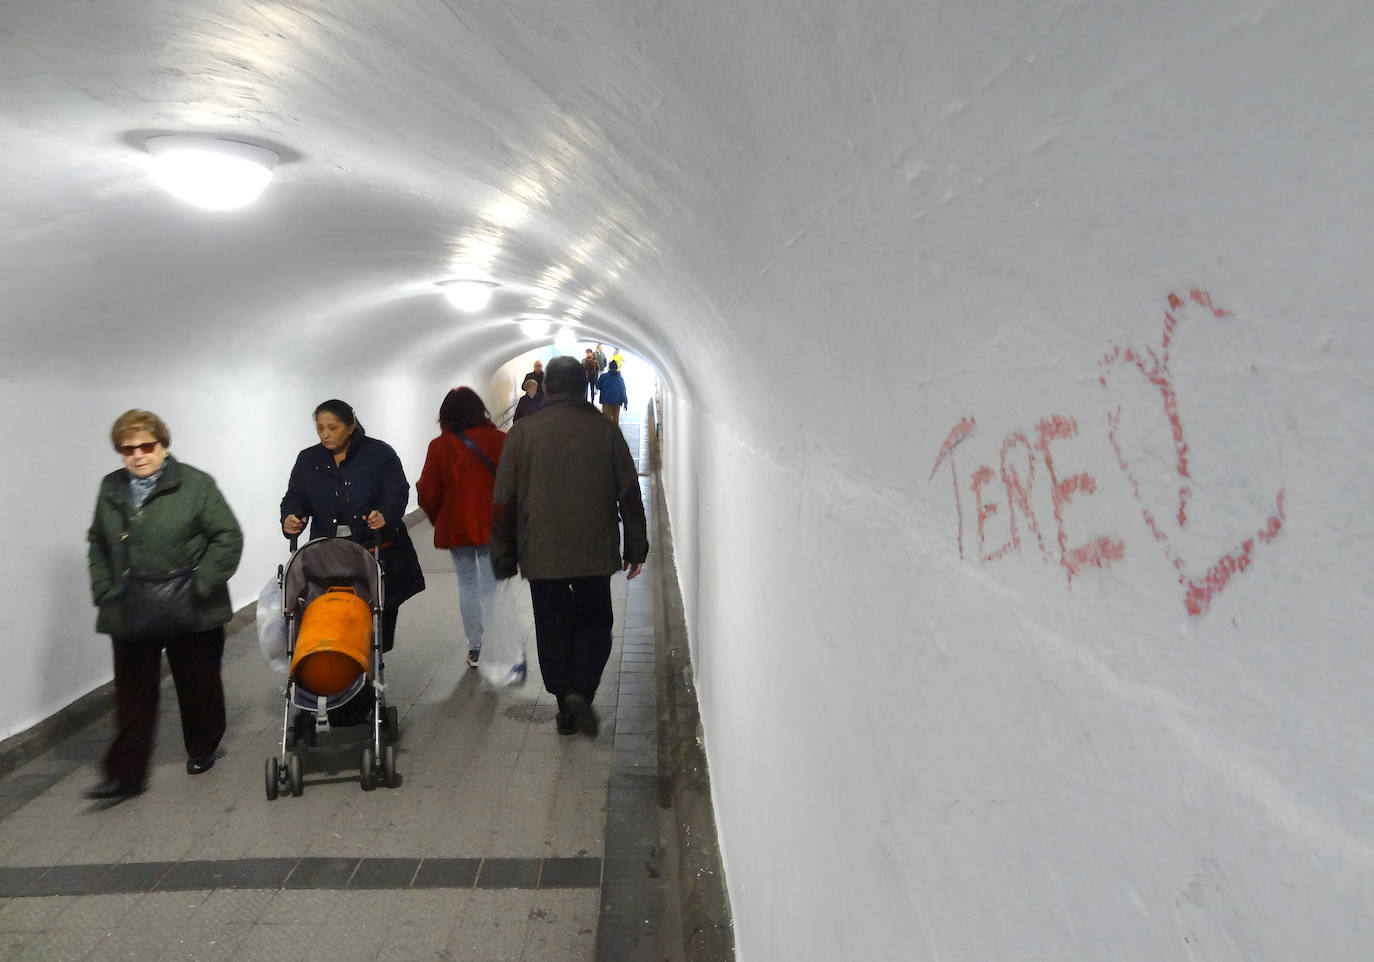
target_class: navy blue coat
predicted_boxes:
[279,433,425,607]
[596,370,628,408]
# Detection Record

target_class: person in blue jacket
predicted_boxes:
[280,399,425,653]
[596,360,629,425]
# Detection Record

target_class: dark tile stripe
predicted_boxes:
[284,856,358,889]
[0,856,599,898]
[476,857,541,889]
[413,857,480,888]
[0,865,49,898]
[349,857,419,889]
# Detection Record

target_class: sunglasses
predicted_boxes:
[118,441,160,456]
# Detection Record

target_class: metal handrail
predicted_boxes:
[495,398,519,431]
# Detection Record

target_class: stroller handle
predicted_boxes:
[286,515,309,553]
[286,512,384,554]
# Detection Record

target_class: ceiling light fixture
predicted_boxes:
[440,279,499,312]
[518,315,553,338]
[554,325,578,352]
[145,135,278,210]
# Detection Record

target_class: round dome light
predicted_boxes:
[519,315,552,338]
[146,135,277,210]
[440,279,498,312]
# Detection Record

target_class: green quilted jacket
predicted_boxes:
[87,456,244,638]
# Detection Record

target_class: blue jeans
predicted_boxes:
[449,546,495,650]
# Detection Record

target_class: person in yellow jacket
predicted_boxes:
[610,348,625,372]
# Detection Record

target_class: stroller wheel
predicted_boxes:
[288,753,305,797]
[382,743,398,789]
[265,757,280,801]
[384,705,400,743]
[360,747,376,791]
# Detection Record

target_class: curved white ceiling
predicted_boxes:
[0,0,716,389]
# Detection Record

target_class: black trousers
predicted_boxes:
[380,604,400,653]
[104,626,227,785]
[529,576,614,707]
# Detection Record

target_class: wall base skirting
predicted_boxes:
[648,402,736,962]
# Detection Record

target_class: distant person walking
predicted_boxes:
[512,378,543,423]
[417,388,505,668]
[583,349,600,402]
[521,359,545,397]
[85,409,244,801]
[596,360,629,425]
[491,356,648,738]
[593,344,607,374]
[610,348,625,372]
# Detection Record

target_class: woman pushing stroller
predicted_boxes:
[279,399,424,655]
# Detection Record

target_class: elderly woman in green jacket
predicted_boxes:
[85,409,243,801]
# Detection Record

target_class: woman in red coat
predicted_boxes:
[416,388,505,667]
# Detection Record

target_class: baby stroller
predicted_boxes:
[264,534,400,798]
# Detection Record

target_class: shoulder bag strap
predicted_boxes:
[458,433,498,476]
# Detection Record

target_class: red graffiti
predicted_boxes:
[1182,492,1286,615]
[930,418,976,559]
[934,414,1122,583]
[933,288,1285,616]
[1034,415,1125,578]
[971,464,1013,562]
[1100,290,1284,615]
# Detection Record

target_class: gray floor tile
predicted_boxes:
[0,894,73,931]
[12,925,107,962]
[49,891,142,930]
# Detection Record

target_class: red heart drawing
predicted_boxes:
[1099,290,1285,615]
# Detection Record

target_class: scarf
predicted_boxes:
[128,468,164,509]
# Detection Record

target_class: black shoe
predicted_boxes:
[186,755,215,775]
[555,712,576,736]
[564,693,599,738]
[84,778,143,800]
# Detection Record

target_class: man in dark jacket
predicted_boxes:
[490,356,648,737]
[521,359,545,397]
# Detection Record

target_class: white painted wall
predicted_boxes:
[2,1,1373,960]
[647,4,1374,960]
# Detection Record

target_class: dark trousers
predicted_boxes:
[529,576,614,707]
[380,605,400,653]
[587,378,597,401]
[104,626,227,784]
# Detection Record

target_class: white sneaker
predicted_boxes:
[466,649,479,669]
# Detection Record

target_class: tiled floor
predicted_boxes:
[0,411,676,961]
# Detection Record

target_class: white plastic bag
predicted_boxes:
[256,576,289,674]
[478,578,532,689]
